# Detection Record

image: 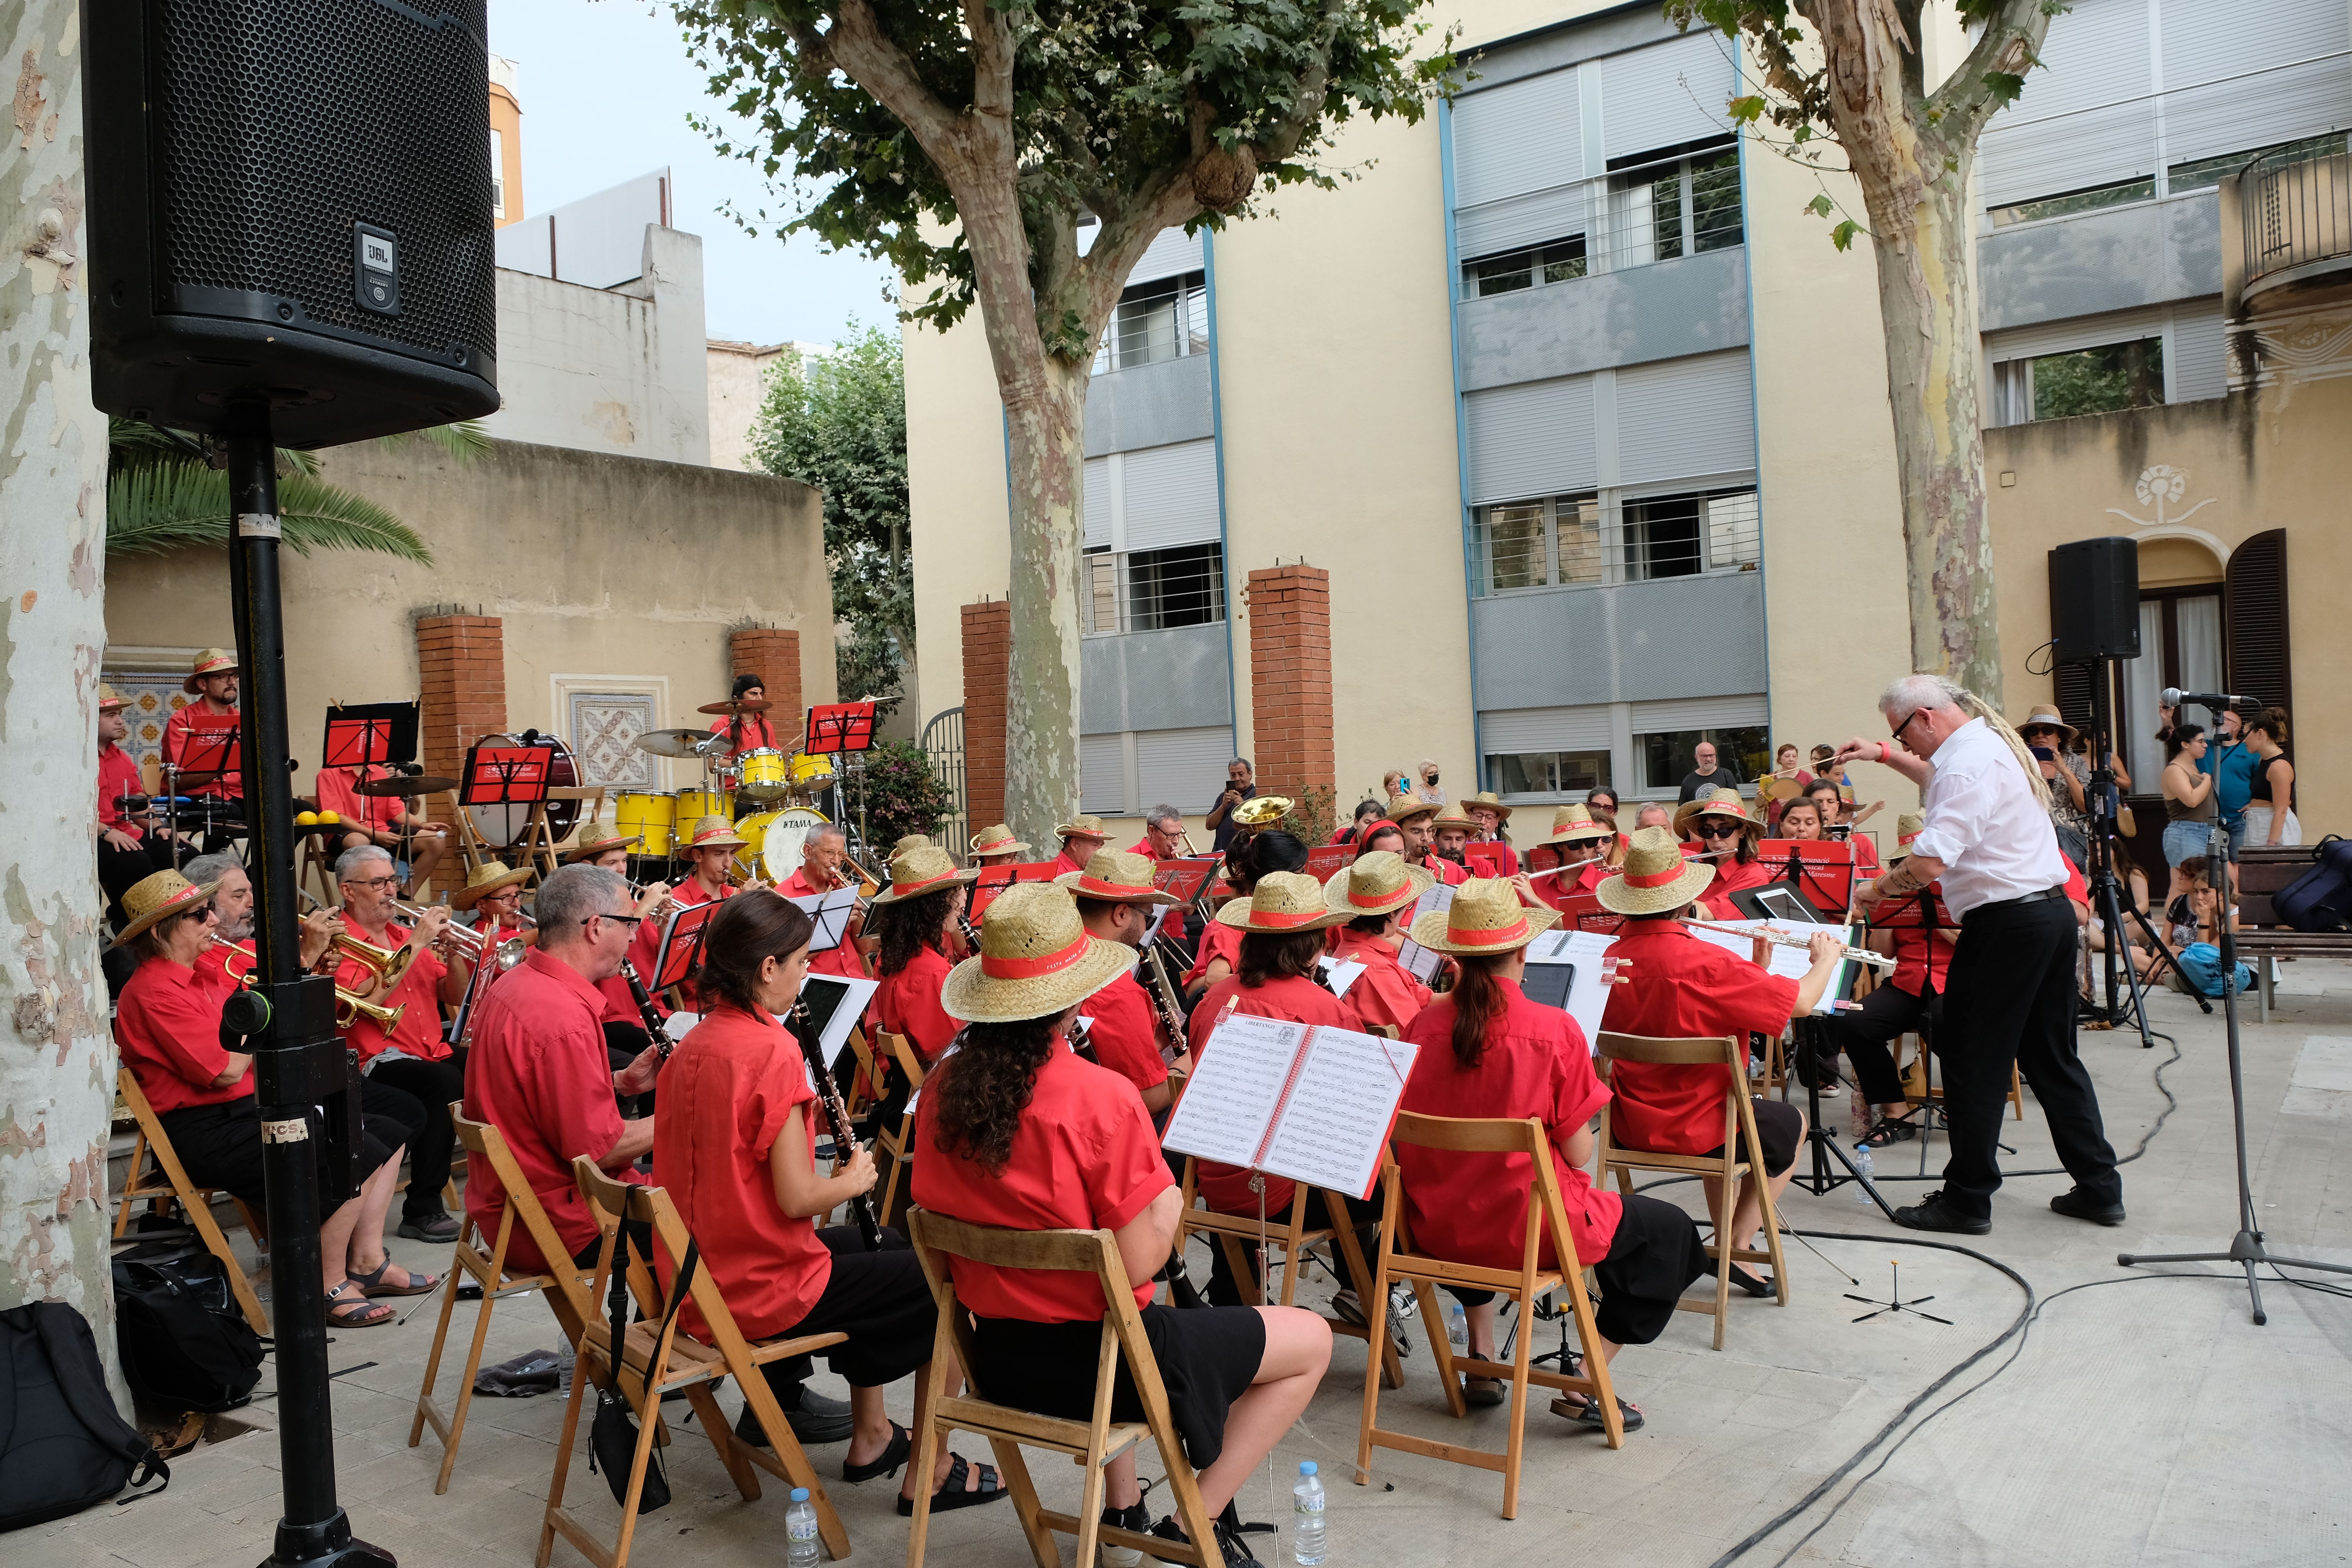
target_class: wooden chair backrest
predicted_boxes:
[1594,1031,1739,1069]
[874,1028,927,1090]
[450,1107,593,1305]
[1385,1113,1579,1279]
[571,1156,758,1356]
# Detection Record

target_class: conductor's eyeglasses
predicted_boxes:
[1891,710,1924,744]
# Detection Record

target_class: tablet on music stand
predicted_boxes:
[323,701,418,771]
[803,702,878,757]
[1729,883,1840,924]
[653,900,722,993]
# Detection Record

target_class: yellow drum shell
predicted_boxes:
[614,791,675,857]
[673,785,734,826]
[736,748,792,800]
[788,752,835,785]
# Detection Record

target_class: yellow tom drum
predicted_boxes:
[673,785,733,826]
[614,791,675,858]
[735,748,791,800]
[788,752,835,789]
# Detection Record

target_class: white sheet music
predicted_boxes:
[1317,956,1367,998]
[1258,1028,1421,1200]
[786,886,860,953]
[1161,1013,1311,1169]
[1396,883,1457,984]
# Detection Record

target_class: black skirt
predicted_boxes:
[969,1303,1265,1470]
[1697,1097,1804,1178]
[769,1227,938,1389]
[1440,1192,1705,1349]
[157,1095,400,1210]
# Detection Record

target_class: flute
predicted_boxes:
[1681,918,1897,972]
[786,997,882,1250]
[1527,846,1736,880]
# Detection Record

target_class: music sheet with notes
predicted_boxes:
[1161,1014,1421,1200]
[1396,883,1457,984]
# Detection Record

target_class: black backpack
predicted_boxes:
[0,1301,167,1530]
[2274,836,2352,935]
[111,1244,266,1414]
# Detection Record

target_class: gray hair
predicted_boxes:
[183,851,245,886]
[806,823,848,848]
[1145,804,1183,829]
[535,864,630,944]
[1229,757,1252,772]
[1634,803,1673,828]
[1878,673,1967,717]
[335,844,394,882]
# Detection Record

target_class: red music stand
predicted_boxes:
[175,712,241,784]
[803,702,878,756]
[1303,844,1358,882]
[653,900,723,997]
[460,742,557,882]
[970,859,1064,918]
[1463,844,1510,879]
[321,701,417,771]
[1548,890,1626,935]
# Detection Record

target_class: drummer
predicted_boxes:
[706,674,779,756]
[968,824,1029,867]
[315,760,450,895]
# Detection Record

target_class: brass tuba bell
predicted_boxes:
[330,930,416,991]
[1231,794,1296,828]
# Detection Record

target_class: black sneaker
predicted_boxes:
[2049,1187,2127,1227]
[1097,1496,1150,1568]
[1892,1189,1991,1235]
[1151,1516,1263,1568]
[397,1211,460,1244]
[735,1387,856,1447]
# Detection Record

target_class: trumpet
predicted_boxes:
[335,987,408,1033]
[1680,918,1897,973]
[397,902,526,972]
[1231,794,1295,828]
[207,936,260,988]
[331,930,417,991]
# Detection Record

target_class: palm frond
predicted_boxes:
[381,419,492,463]
[107,459,434,564]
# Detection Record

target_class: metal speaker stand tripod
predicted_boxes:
[2119,699,2352,1324]
[1788,1016,1899,1222]
[2075,657,2205,1044]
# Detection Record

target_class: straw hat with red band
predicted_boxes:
[1384,793,1439,826]
[183,647,238,693]
[1214,871,1350,933]
[939,883,1140,1024]
[1894,812,1925,855]
[1406,876,1559,956]
[1427,803,1477,835]
[450,861,532,908]
[1597,826,1718,916]
[564,831,642,863]
[684,813,748,851]
[1542,803,1613,847]
[98,682,130,714]
[1056,849,1181,906]
[1054,814,1111,844]
[1671,784,1761,840]
[868,843,980,906]
[1465,790,1514,821]
[111,868,219,947]
[1322,850,1433,920]
[968,823,1031,858]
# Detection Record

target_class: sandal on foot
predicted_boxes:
[1857,1115,1919,1149]
[843,1420,910,1483]
[1462,1376,1505,1407]
[896,1452,1007,1516]
[325,1281,395,1328]
[1550,1393,1643,1434]
[1727,1264,1774,1299]
[347,1256,439,1297]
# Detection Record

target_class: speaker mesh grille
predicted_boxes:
[150,0,496,366]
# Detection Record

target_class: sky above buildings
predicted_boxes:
[488,0,897,347]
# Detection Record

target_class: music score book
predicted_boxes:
[1161,1014,1421,1202]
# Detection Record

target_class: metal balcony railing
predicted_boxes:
[2224,145,2352,316]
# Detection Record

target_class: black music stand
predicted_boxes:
[784,887,858,955]
[652,900,722,1001]
[321,702,417,771]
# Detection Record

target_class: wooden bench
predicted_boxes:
[2227,846,2352,1021]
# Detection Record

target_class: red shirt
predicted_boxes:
[912,1042,1171,1321]
[162,702,241,798]
[463,947,637,1273]
[314,767,400,833]
[1417,855,1470,887]
[630,877,732,1005]
[1703,854,1774,914]
[1077,969,1170,1096]
[99,742,145,839]
[336,918,451,1065]
[1399,984,1620,1268]
[874,944,957,1065]
[1186,975,1352,1216]
[1184,918,1241,989]
[196,940,254,990]
[116,956,252,1114]
[653,1003,830,1341]
[596,972,640,1027]
[1126,840,1189,944]
[1328,927,1432,1035]
[1599,922,1797,1155]
[708,715,777,755]
[1052,849,1092,876]
[779,869,867,980]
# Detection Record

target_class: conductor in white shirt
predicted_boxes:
[1836,674,2124,1234]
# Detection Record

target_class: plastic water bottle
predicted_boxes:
[1446,1301,1468,1347]
[1292,1461,1327,1566]
[1851,1145,1875,1205]
[786,1487,821,1568]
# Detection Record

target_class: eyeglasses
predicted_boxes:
[1891,710,1924,744]
[590,912,644,930]
[345,876,399,891]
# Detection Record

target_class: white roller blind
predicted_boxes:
[1598,31,1734,160]
[1120,439,1221,551]
[1615,352,1754,487]
[1465,375,1596,506]
[1628,693,1766,732]
[1456,186,1590,263]
[1980,0,2157,207]
[1136,727,1232,814]
[1481,704,1613,754]
[2158,0,2352,167]
[1454,67,1583,206]
[2170,302,2229,401]
[1083,456,1112,550]
[1131,227,1206,286]
[1983,304,2167,363]
[1080,733,1130,815]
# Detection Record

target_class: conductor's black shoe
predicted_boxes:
[2049,1187,2127,1227]
[1892,1190,1991,1235]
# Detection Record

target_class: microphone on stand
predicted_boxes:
[2161,687,2254,709]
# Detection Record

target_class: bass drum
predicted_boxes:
[751,806,830,885]
[463,733,580,848]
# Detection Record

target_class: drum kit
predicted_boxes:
[612,696,851,882]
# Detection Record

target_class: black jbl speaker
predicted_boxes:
[83,0,500,445]
[2048,537,2141,662]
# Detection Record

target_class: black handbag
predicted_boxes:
[587,1208,697,1514]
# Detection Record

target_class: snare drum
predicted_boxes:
[735,748,791,800]
[614,791,675,858]
[673,785,734,827]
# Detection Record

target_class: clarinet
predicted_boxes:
[786,998,882,1251]
[1069,1013,1101,1065]
[1141,944,1191,1060]
[619,958,679,1058]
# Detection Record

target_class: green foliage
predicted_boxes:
[749,323,913,709]
[854,737,960,848]
[1292,784,1338,848]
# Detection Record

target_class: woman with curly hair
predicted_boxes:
[913,884,1330,1568]
[866,844,980,1069]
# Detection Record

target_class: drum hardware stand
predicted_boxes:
[1845,1259,1949,1325]
[2120,702,2352,1325]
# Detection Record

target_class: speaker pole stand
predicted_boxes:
[226,412,398,1568]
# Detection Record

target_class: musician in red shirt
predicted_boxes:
[628,814,742,1005]
[778,821,870,980]
[1814,813,1948,1148]
[97,684,172,920]
[160,648,241,805]
[561,831,674,1052]
[1464,791,1521,877]
[1397,878,1707,1430]
[315,763,451,893]
[1127,805,1193,947]
[916,883,1330,1563]
[1597,829,1844,1298]
[1677,788,1771,916]
[111,869,414,1327]
[1526,804,1612,910]
[1390,794,1467,887]
[966,823,1029,867]
[1183,829,1309,1000]
[653,891,1005,1515]
[1051,814,1109,876]
[1060,850,1186,1116]
[705,673,779,756]
[1320,851,1435,1035]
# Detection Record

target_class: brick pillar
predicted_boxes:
[1246,563,1335,802]
[729,626,803,750]
[415,612,506,825]
[961,599,1010,834]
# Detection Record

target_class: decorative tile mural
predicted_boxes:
[568,691,658,789]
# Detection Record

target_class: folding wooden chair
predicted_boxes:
[539,1159,850,1568]
[903,1209,1223,1568]
[112,1069,270,1336]
[411,1109,601,1494]
[1898,1032,2025,1122]
[1356,1114,1624,1521]
[869,1029,927,1229]
[1595,1032,1790,1351]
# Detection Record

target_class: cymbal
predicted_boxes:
[633,727,725,759]
[697,697,773,716]
[354,773,460,797]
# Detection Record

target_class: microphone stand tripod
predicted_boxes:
[2120,698,2352,1324]
[2077,659,2203,1040]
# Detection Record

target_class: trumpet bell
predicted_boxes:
[335,987,407,1033]
[1232,795,1295,827]
[332,931,416,991]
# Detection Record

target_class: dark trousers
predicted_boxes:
[98,839,175,926]
[1821,982,1944,1106]
[368,1055,465,1220]
[1939,896,2121,1219]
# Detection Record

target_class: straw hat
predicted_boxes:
[968,823,1031,858]
[183,648,238,693]
[564,831,642,863]
[1596,827,1717,916]
[450,861,532,908]
[2014,705,2080,746]
[1406,876,1558,956]
[1057,849,1181,905]
[893,833,934,854]
[938,884,1139,1024]
[1214,871,1350,933]
[98,682,129,713]
[1384,793,1439,825]
[1054,814,1110,844]
[1672,785,1760,839]
[1895,812,1925,854]
[1428,803,1477,835]
[1323,850,1432,920]
[1542,803,1613,846]
[112,868,219,947]
[1465,791,1514,820]
[867,843,979,905]
[682,813,747,851]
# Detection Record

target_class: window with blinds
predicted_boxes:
[1094,271,1209,374]
[1081,544,1227,635]
[1472,487,1756,593]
